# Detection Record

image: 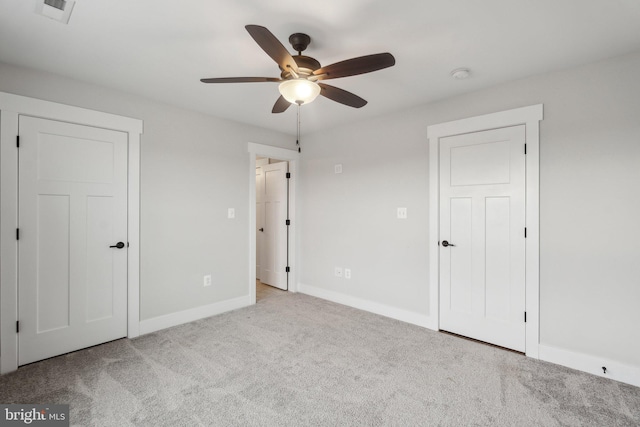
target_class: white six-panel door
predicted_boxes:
[258,161,288,290]
[18,116,128,365]
[439,125,526,352]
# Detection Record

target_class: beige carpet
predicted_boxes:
[1,291,639,426]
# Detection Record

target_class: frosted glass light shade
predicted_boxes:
[278,79,321,105]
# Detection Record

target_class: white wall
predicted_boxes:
[0,61,293,322]
[299,51,640,369]
[1,49,639,381]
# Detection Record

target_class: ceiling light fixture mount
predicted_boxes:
[451,68,471,80]
[289,33,311,55]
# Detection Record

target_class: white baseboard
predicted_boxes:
[298,283,437,330]
[139,295,251,335]
[538,344,640,388]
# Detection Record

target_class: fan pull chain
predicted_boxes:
[296,103,301,153]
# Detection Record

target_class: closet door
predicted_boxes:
[18,116,128,365]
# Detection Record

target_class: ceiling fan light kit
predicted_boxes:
[278,79,321,105]
[201,25,396,113]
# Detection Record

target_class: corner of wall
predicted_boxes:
[297,283,437,331]
[138,295,252,335]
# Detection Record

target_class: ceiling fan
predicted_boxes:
[200,25,396,113]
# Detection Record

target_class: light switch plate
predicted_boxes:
[334,267,343,277]
[228,208,235,219]
[397,207,407,219]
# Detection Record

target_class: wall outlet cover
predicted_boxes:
[228,208,235,219]
[203,275,212,287]
[397,207,408,219]
[344,268,351,279]
[334,164,343,174]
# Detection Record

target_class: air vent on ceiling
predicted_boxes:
[45,0,66,10]
[35,0,76,24]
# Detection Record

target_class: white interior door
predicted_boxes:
[259,161,288,290]
[18,116,128,365]
[255,165,265,280]
[439,125,526,352]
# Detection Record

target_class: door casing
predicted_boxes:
[0,92,143,374]
[427,105,542,358]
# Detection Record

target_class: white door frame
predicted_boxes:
[0,92,143,373]
[248,143,299,304]
[427,105,543,358]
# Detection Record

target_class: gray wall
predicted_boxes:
[299,51,640,367]
[0,61,293,320]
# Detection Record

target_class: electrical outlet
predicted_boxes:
[344,268,351,279]
[203,275,212,287]
[334,164,343,174]
[228,208,235,219]
[397,207,407,219]
[334,267,343,278]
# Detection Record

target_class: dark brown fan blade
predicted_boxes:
[313,53,395,80]
[245,25,299,73]
[318,83,367,108]
[200,77,281,83]
[272,95,291,113]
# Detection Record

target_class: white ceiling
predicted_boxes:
[1,0,640,135]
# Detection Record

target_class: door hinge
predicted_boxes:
[16,228,20,240]
[16,135,20,148]
[524,312,527,323]
[285,219,290,226]
[524,227,527,238]
[524,143,527,155]
[16,321,20,333]
[285,266,290,273]
[286,172,291,179]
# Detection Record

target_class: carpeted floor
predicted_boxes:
[1,291,639,426]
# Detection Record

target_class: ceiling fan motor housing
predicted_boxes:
[280,55,321,79]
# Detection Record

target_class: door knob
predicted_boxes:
[259,228,264,232]
[441,240,455,247]
[109,242,125,249]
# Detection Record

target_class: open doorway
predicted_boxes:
[255,156,289,301]
[256,279,286,302]
[247,143,299,305]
